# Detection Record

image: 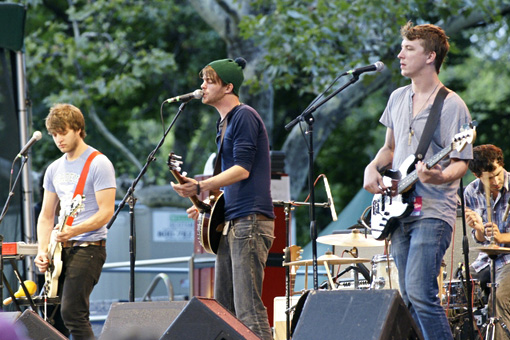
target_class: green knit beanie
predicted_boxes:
[207,57,246,96]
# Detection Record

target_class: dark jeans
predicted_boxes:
[215,215,275,340]
[60,245,106,340]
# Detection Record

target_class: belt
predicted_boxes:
[231,213,274,224]
[62,240,106,248]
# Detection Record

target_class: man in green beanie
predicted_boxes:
[172,57,274,340]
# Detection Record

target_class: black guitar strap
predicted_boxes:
[414,86,449,161]
[213,104,243,176]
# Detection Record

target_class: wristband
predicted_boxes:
[196,182,201,195]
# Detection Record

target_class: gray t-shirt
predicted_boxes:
[44,147,116,241]
[380,84,473,228]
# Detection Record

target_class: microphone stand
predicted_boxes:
[0,155,29,308]
[458,178,475,340]
[285,74,361,290]
[105,100,191,302]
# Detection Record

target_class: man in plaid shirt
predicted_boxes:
[465,144,510,339]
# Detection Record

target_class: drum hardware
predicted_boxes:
[470,245,510,340]
[284,253,371,291]
[370,254,399,291]
[316,229,384,248]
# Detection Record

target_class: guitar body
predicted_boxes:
[44,195,84,298]
[371,192,414,240]
[198,192,225,254]
[371,155,416,240]
[45,230,63,298]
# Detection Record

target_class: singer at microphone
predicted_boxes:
[165,89,203,103]
[17,131,42,158]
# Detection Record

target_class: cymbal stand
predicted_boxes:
[481,174,510,339]
[485,253,510,340]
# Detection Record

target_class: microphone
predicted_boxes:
[165,89,203,103]
[17,131,42,158]
[323,176,338,221]
[347,61,385,76]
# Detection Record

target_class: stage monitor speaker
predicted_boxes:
[14,309,67,340]
[161,297,260,340]
[99,301,188,340]
[0,311,21,323]
[292,290,423,340]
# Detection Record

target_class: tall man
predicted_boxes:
[35,103,116,339]
[171,57,274,340]
[465,144,510,340]
[363,22,472,340]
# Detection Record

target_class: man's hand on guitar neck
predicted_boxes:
[171,176,200,198]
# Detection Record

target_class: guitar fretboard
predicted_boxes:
[397,144,454,195]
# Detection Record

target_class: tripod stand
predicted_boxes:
[472,246,510,339]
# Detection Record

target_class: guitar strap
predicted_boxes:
[414,86,449,161]
[65,150,102,226]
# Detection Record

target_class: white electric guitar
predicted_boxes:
[371,123,476,240]
[44,195,84,297]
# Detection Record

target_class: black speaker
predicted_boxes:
[15,309,67,340]
[99,301,188,340]
[292,290,423,340]
[160,297,260,340]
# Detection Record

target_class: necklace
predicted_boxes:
[408,82,440,145]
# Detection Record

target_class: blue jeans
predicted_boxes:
[491,263,510,339]
[391,218,453,340]
[60,245,106,340]
[215,215,275,340]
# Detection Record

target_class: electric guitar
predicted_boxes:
[371,123,476,240]
[44,194,84,297]
[167,153,224,254]
[284,245,302,295]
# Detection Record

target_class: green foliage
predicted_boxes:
[22,0,225,184]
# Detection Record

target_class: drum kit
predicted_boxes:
[283,224,510,340]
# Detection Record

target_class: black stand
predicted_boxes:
[0,155,29,308]
[485,253,510,339]
[105,101,191,302]
[459,178,475,339]
[285,75,361,289]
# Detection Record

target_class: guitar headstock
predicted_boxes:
[284,245,303,266]
[167,152,183,172]
[452,121,477,152]
[66,194,85,218]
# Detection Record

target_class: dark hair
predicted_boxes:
[469,144,504,177]
[400,21,450,74]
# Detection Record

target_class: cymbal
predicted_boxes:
[284,254,371,267]
[471,244,510,256]
[317,229,384,247]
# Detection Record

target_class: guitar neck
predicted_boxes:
[169,169,209,212]
[397,144,454,194]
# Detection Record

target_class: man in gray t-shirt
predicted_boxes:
[35,103,116,339]
[364,22,472,340]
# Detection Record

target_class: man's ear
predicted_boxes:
[427,51,436,64]
[224,83,234,94]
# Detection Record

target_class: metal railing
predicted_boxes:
[101,254,216,299]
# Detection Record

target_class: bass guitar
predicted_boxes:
[371,123,476,240]
[167,153,224,254]
[44,194,84,297]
